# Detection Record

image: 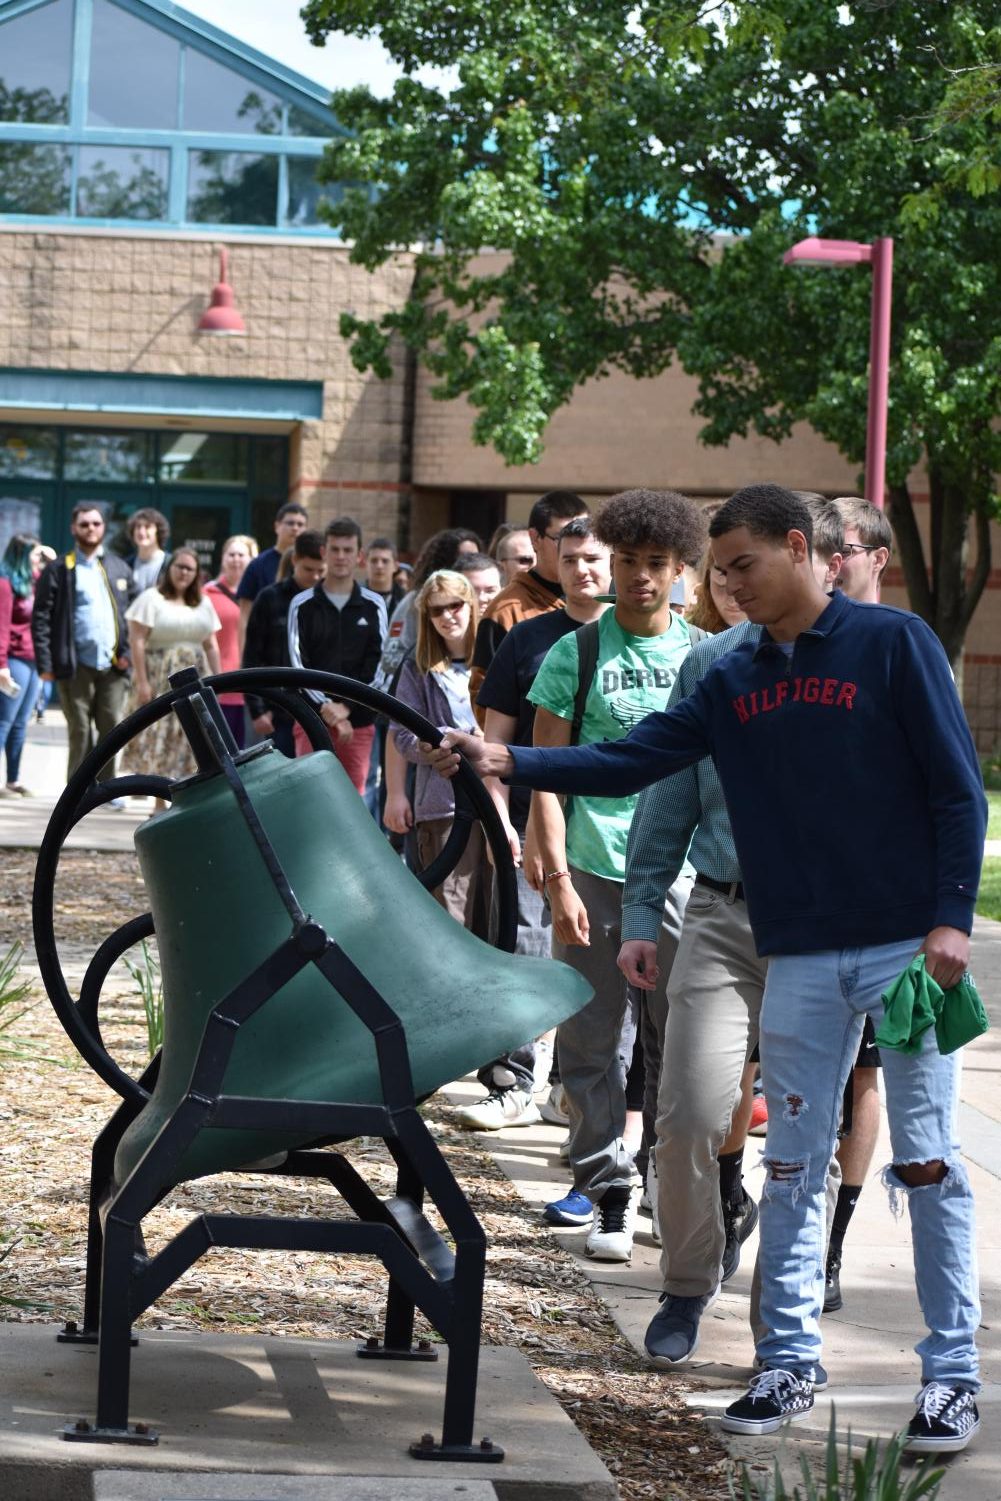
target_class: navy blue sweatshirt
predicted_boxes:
[507,593,986,956]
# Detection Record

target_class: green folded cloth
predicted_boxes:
[875,953,989,1056]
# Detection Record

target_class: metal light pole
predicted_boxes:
[782,236,894,511]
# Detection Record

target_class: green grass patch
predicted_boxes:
[987,789,1001,841]
[978,857,1001,922]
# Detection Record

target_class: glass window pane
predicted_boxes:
[286,156,343,228]
[64,431,154,484]
[250,496,280,551]
[0,0,72,124]
[0,427,59,479]
[158,433,248,486]
[0,496,45,557]
[187,149,278,225]
[76,146,169,220]
[88,0,180,128]
[0,141,71,213]
[184,49,283,135]
[287,103,333,138]
[250,437,288,500]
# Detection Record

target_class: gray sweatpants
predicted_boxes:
[553,864,691,1202]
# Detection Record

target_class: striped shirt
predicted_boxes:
[621,620,759,944]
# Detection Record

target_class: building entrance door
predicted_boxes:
[165,492,249,578]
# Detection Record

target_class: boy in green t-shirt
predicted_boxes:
[527,488,706,1261]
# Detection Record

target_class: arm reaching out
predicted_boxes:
[423,731,513,780]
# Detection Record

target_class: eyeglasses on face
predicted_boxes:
[505,553,535,564]
[75,519,103,527]
[428,600,466,619]
[171,562,198,573]
[841,542,877,557]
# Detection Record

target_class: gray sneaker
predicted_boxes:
[644,1283,720,1366]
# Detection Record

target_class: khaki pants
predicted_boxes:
[56,664,129,782]
[656,882,766,1297]
[416,816,489,937]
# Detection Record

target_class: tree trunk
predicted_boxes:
[887,474,992,689]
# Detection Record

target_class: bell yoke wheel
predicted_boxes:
[31,666,519,1108]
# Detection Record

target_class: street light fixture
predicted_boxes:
[197,246,247,336]
[782,235,893,511]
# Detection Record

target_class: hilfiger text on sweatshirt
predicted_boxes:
[731,675,857,723]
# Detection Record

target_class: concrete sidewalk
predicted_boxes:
[4,713,1001,1495]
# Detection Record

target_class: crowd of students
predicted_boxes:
[13,482,986,1459]
[419,484,986,1459]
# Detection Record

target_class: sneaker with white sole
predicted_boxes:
[645,1284,720,1366]
[456,1088,541,1131]
[584,1185,638,1262]
[539,1082,569,1125]
[532,1038,554,1091]
[721,1368,814,1434]
[906,1382,980,1454]
[543,1189,594,1226]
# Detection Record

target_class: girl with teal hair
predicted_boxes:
[0,533,43,794]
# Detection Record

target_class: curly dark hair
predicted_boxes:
[594,489,705,565]
[411,528,483,589]
[709,484,814,551]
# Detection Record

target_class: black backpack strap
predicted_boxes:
[570,620,600,746]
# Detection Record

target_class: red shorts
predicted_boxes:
[293,718,375,796]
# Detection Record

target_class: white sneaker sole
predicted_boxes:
[457,1105,542,1131]
[720,1404,814,1435]
[906,1419,979,1454]
[648,1336,699,1368]
[584,1236,633,1262]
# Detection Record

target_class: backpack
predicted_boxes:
[568,618,709,745]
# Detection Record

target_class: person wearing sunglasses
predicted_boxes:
[31,503,137,783]
[387,569,489,932]
[496,528,537,586]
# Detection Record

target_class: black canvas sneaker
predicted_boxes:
[721,1189,759,1283]
[906,1382,980,1453]
[720,1368,815,1434]
[823,1250,843,1313]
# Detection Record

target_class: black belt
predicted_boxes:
[695,872,745,902]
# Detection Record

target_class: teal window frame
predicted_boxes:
[0,0,354,233]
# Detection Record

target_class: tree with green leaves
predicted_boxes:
[302,0,1001,669]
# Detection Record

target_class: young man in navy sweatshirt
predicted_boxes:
[427,484,987,1455]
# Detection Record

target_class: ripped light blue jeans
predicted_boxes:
[756,938,980,1390]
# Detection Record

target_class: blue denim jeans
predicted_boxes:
[0,655,40,783]
[756,937,980,1391]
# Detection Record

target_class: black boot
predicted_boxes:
[823,1251,843,1313]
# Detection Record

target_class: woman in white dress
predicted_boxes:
[121,548,222,795]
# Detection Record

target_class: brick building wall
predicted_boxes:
[0,226,415,541]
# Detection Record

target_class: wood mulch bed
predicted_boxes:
[1,849,735,1500]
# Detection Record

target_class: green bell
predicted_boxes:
[114,746,591,1187]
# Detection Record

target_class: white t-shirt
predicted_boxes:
[125,588,221,650]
